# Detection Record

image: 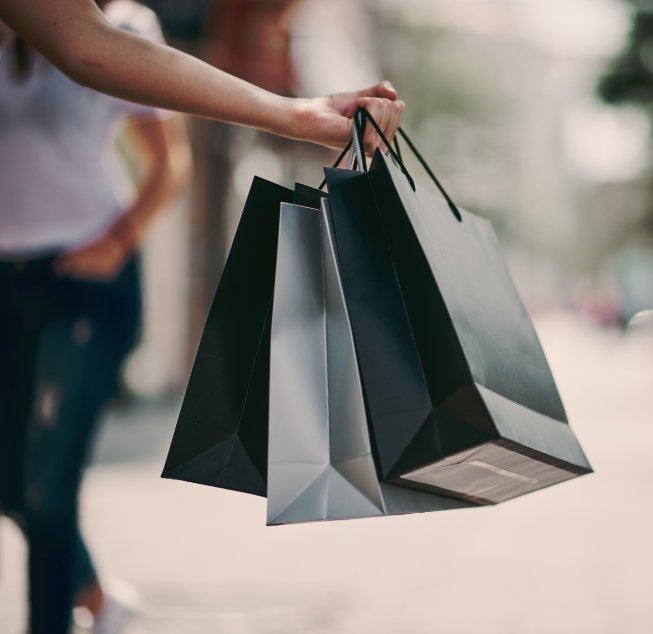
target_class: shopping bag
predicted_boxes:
[162,177,294,496]
[266,200,474,524]
[161,143,350,497]
[322,111,592,505]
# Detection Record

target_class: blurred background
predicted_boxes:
[1,0,652,632]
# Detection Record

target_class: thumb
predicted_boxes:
[344,95,379,119]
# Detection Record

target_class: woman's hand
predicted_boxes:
[53,114,191,282]
[54,232,131,281]
[289,82,405,154]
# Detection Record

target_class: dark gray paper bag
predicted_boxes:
[324,121,591,505]
[162,177,293,496]
[162,176,336,498]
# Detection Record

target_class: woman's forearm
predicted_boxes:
[0,0,295,134]
[66,20,298,136]
[0,0,404,149]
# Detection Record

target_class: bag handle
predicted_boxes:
[318,110,396,189]
[318,139,352,191]
[350,109,414,188]
[319,108,463,222]
[318,111,370,190]
[357,109,462,222]
[353,110,368,173]
[395,126,461,221]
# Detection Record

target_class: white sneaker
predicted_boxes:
[73,580,141,634]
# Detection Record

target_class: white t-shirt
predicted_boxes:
[0,1,169,257]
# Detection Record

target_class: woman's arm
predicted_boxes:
[0,0,403,149]
[54,115,192,280]
[111,115,193,250]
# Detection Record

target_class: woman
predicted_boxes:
[0,2,191,632]
[0,0,404,152]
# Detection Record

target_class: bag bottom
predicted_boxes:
[394,439,590,505]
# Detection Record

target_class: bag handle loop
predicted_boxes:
[353,110,368,173]
[318,111,396,188]
[395,125,461,221]
[318,138,353,191]
[359,109,462,222]
[319,108,462,222]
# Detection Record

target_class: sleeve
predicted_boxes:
[103,1,173,120]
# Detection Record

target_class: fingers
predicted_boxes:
[346,97,405,156]
[365,99,388,155]
[53,252,92,278]
[384,99,404,150]
[355,80,398,102]
[52,239,125,280]
[52,251,88,277]
[314,82,403,151]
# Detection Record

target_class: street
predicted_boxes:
[1,312,652,634]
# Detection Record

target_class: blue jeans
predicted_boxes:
[0,256,141,634]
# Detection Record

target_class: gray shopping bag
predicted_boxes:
[266,201,473,524]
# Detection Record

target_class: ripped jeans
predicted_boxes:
[0,255,140,634]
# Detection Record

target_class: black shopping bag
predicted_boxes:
[162,144,350,497]
[162,177,293,496]
[324,111,592,505]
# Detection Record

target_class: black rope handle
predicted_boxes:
[396,126,461,221]
[318,138,353,190]
[353,110,368,173]
[318,111,380,188]
[360,108,462,222]
[319,110,404,188]
[393,136,403,164]
[354,109,415,190]
[320,108,462,222]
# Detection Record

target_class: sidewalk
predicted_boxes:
[1,313,652,633]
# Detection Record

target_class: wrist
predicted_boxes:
[272,97,351,149]
[109,216,140,256]
[263,94,307,140]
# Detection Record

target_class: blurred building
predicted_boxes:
[127,0,646,396]
[370,0,644,314]
[127,0,298,394]
[129,0,380,394]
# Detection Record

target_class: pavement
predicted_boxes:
[1,312,652,634]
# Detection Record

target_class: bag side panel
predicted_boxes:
[324,168,433,479]
[162,177,293,496]
[371,152,567,423]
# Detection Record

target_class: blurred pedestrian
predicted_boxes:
[0,2,192,632]
[0,0,404,152]
[0,2,404,633]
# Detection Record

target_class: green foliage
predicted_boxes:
[598,9,653,105]
[597,1,653,250]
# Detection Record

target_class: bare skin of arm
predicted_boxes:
[0,0,404,150]
[54,114,193,280]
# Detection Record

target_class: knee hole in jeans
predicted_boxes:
[34,381,63,429]
[72,318,93,346]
